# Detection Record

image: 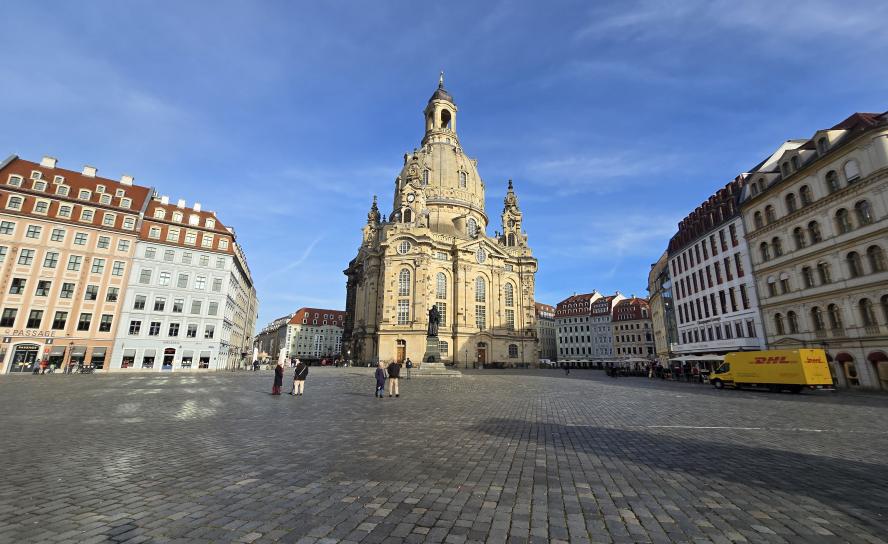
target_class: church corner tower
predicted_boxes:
[344,76,538,368]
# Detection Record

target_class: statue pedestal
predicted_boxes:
[414,336,461,377]
[423,336,441,363]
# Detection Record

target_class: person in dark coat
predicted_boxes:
[375,361,387,398]
[387,360,401,397]
[292,360,308,396]
[272,361,284,395]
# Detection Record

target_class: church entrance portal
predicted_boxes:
[396,340,406,364]
[476,343,487,366]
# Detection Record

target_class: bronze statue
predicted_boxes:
[427,306,440,337]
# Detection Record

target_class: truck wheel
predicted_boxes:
[712,379,723,389]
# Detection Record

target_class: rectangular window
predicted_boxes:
[397,299,409,324]
[734,253,744,277]
[129,320,141,335]
[122,217,135,229]
[0,221,14,235]
[802,267,814,288]
[106,287,119,302]
[208,301,218,316]
[0,246,6,263]
[0,308,17,327]
[199,255,209,267]
[91,258,105,274]
[158,272,171,286]
[6,196,23,210]
[154,297,166,312]
[145,247,156,259]
[475,305,486,329]
[212,278,222,292]
[163,249,174,262]
[52,311,68,330]
[172,299,184,313]
[9,278,26,294]
[117,240,130,252]
[168,322,180,336]
[84,285,98,300]
[195,276,206,290]
[58,204,72,217]
[60,282,74,298]
[112,261,125,276]
[74,232,88,245]
[77,313,92,331]
[204,325,215,339]
[705,266,713,288]
[97,236,110,249]
[35,280,51,296]
[185,232,197,245]
[191,300,202,314]
[729,224,739,246]
[102,212,115,226]
[133,295,146,310]
[79,209,94,222]
[50,228,65,242]
[25,225,41,239]
[148,321,161,336]
[99,314,113,332]
[182,252,192,264]
[201,234,213,248]
[186,324,197,338]
[177,274,188,288]
[67,255,82,271]
[719,230,728,251]
[26,310,43,329]
[138,269,151,284]
[723,258,733,281]
[167,228,180,242]
[505,308,515,330]
[746,320,756,338]
[216,257,225,269]
[17,249,35,265]
[739,284,750,310]
[729,288,737,313]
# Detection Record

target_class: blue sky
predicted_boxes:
[2,1,886,327]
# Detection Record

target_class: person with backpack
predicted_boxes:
[387,360,402,397]
[374,361,387,398]
[272,361,284,395]
[292,359,308,396]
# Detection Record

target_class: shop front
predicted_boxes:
[6,343,41,373]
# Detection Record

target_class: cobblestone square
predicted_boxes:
[1,369,887,543]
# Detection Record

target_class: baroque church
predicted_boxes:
[343,77,539,367]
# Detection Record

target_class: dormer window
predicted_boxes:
[172,211,183,222]
[790,156,800,170]
[115,188,125,197]
[56,185,69,197]
[99,194,111,205]
[53,175,64,184]
[78,189,91,200]
[7,175,22,187]
[30,170,42,180]
[817,137,828,154]
[189,214,199,226]
[154,209,166,219]
[206,218,216,229]
[148,226,161,239]
[33,180,47,191]
[96,185,105,194]
[120,198,132,209]
[781,162,790,176]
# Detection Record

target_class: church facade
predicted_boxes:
[343,78,539,367]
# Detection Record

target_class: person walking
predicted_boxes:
[562,361,570,376]
[292,359,308,396]
[272,361,284,395]
[374,361,387,398]
[387,360,402,397]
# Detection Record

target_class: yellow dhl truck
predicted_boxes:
[709,349,834,393]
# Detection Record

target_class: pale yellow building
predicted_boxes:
[344,78,538,367]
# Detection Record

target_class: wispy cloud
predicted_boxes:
[259,236,324,281]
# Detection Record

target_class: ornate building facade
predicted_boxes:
[343,79,538,367]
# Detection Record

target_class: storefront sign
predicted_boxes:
[2,329,56,338]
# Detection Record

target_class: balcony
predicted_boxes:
[865,325,881,336]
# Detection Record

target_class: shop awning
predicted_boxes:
[123,349,136,357]
[669,354,725,362]
[49,346,66,356]
[199,351,211,358]
[182,350,194,358]
[91,347,107,356]
[70,346,87,357]
[143,349,156,357]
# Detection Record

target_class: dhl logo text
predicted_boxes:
[753,356,789,365]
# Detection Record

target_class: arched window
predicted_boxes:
[847,251,863,278]
[827,304,843,330]
[826,170,840,193]
[504,283,514,307]
[781,162,790,176]
[754,211,764,229]
[790,156,800,170]
[757,179,765,193]
[799,185,813,206]
[422,169,429,185]
[867,245,886,273]
[759,242,770,262]
[855,200,873,226]
[817,137,828,154]
[774,313,785,335]
[765,205,776,223]
[398,269,411,296]
[751,184,759,196]
[772,237,783,257]
[403,208,412,223]
[793,227,806,250]
[811,307,825,331]
[787,311,799,333]
[860,298,877,327]
[835,208,852,234]
[808,221,823,243]
[507,233,515,247]
[467,217,478,237]
[440,109,452,129]
[508,344,518,358]
[459,171,467,188]
[785,193,797,213]
[817,261,831,284]
[475,277,486,303]
[436,272,447,299]
[843,159,861,183]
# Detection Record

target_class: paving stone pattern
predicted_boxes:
[1,368,887,543]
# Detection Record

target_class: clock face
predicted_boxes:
[406,193,415,203]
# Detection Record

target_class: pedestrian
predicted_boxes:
[39,359,49,375]
[292,359,308,396]
[562,361,570,376]
[387,359,401,397]
[272,361,284,395]
[374,361,387,398]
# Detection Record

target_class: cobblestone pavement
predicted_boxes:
[1,368,887,544]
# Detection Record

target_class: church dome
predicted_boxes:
[429,86,453,103]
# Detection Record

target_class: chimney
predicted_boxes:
[177,199,185,208]
[40,156,57,168]
[160,195,169,205]
[193,202,202,212]
[82,165,97,177]
[120,174,134,186]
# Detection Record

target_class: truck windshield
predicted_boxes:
[715,363,729,373]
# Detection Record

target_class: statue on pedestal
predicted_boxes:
[427,306,440,337]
